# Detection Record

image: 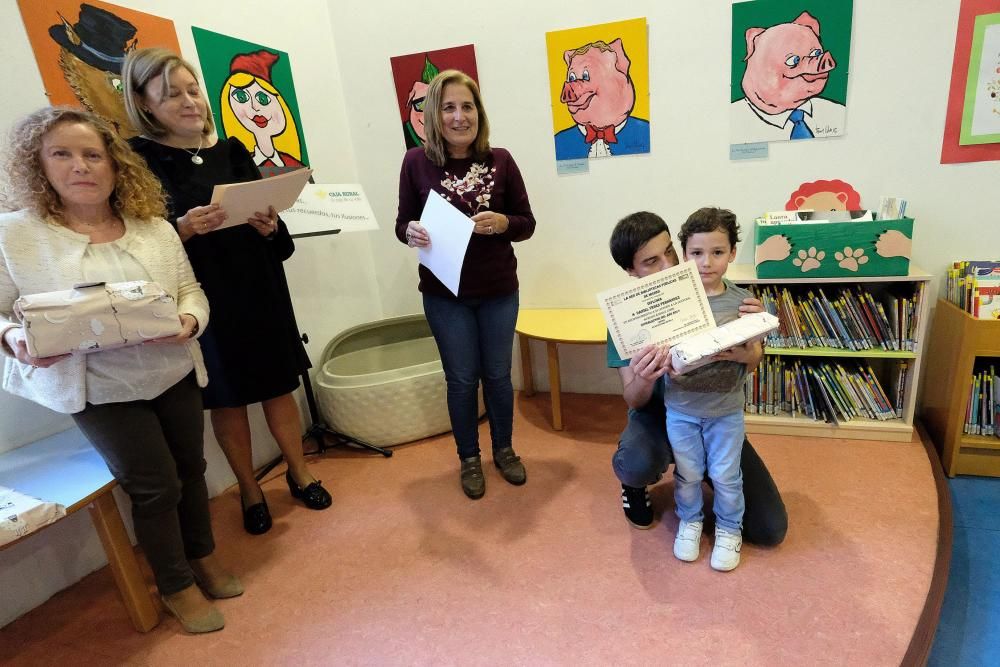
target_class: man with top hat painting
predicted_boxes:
[48,3,139,137]
[219,50,306,178]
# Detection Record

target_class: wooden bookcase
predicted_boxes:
[728,264,933,442]
[921,299,1000,477]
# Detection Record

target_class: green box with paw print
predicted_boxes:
[754,218,913,279]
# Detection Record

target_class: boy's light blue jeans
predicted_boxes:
[667,409,745,534]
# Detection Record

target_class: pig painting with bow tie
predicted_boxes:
[731,9,850,144]
[553,37,650,160]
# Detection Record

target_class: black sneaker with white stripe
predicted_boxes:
[621,484,653,529]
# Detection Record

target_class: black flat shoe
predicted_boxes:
[241,497,272,535]
[286,471,332,510]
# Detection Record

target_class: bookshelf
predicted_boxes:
[728,263,933,442]
[921,299,1000,477]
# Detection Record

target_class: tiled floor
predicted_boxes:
[929,475,1000,666]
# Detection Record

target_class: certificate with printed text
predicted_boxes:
[597,261,716,359]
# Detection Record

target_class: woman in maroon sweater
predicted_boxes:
[396,70,535,499]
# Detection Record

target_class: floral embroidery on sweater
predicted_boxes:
[440,162,496,215]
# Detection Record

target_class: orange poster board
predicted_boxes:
[17,0,181,137]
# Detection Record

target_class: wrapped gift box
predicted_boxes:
[0,485,66,547]
[15,281,182,358]
[755,217,914,279]
[670,312,779,375]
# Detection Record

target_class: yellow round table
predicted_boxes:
[515,308,607,430]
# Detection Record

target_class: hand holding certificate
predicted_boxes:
[209,167,313,230]
[597,261,716,360]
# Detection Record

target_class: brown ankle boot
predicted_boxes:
[493,447,526,485]
[460,455,486,499]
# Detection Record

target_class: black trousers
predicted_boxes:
[72,373,215,595]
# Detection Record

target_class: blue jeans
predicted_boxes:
[667,408,745,534]
[423,291,519,459]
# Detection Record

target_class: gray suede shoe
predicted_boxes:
[190,558,244,599]
[161,588,225,634]
[493,447,526,485]
[460,455,486,499]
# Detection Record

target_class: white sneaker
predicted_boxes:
[673,520,703,562]
[710,527,742,571]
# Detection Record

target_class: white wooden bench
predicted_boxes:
[0,429,159,632]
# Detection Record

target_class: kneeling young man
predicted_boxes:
[606,211,788,546]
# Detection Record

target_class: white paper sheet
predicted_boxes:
[417,191,474,296]
[210,168,313,230]
[597,261,716,359]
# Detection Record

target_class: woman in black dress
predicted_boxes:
[123,48,331,535]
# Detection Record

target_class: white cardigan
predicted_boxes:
[0,209,210,414]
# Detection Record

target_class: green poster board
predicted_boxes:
[191,27,309,174]
[731,0,853,104]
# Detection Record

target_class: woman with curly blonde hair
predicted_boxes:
[0,107,242,634]
[0,107,167,221]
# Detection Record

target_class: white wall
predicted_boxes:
[3,0,999,628]
[0,0,381,627]
[329,0,999,394]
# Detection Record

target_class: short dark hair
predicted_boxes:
[678,207,740,251]
[609,211,670,270]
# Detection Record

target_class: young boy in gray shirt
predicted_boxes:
[667,207,761,572]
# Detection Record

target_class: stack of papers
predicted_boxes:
[877,196,908,221]
[210,168,313,230]
[0,486,66,546]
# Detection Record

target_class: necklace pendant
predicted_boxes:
[191,155,204,165]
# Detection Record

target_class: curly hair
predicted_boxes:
[785,179,861,211]
[0,107,167,222]
[678,207,741,251]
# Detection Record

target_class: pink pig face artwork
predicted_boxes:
[730,10,849,143]
[742,11,836,114]
[553,36,649,160]
[560,38,635,130]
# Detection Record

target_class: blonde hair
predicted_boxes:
[123,47,215,138]
[220,72,301,160]
[567,40,615,59]
[0,107,167,222]
[422,70,491,167]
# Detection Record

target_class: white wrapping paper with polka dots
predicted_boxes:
[669,311,779,375]
[13,281,181,358]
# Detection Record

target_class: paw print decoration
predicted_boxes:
[834,247,869,272]
[792,247,825,273]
